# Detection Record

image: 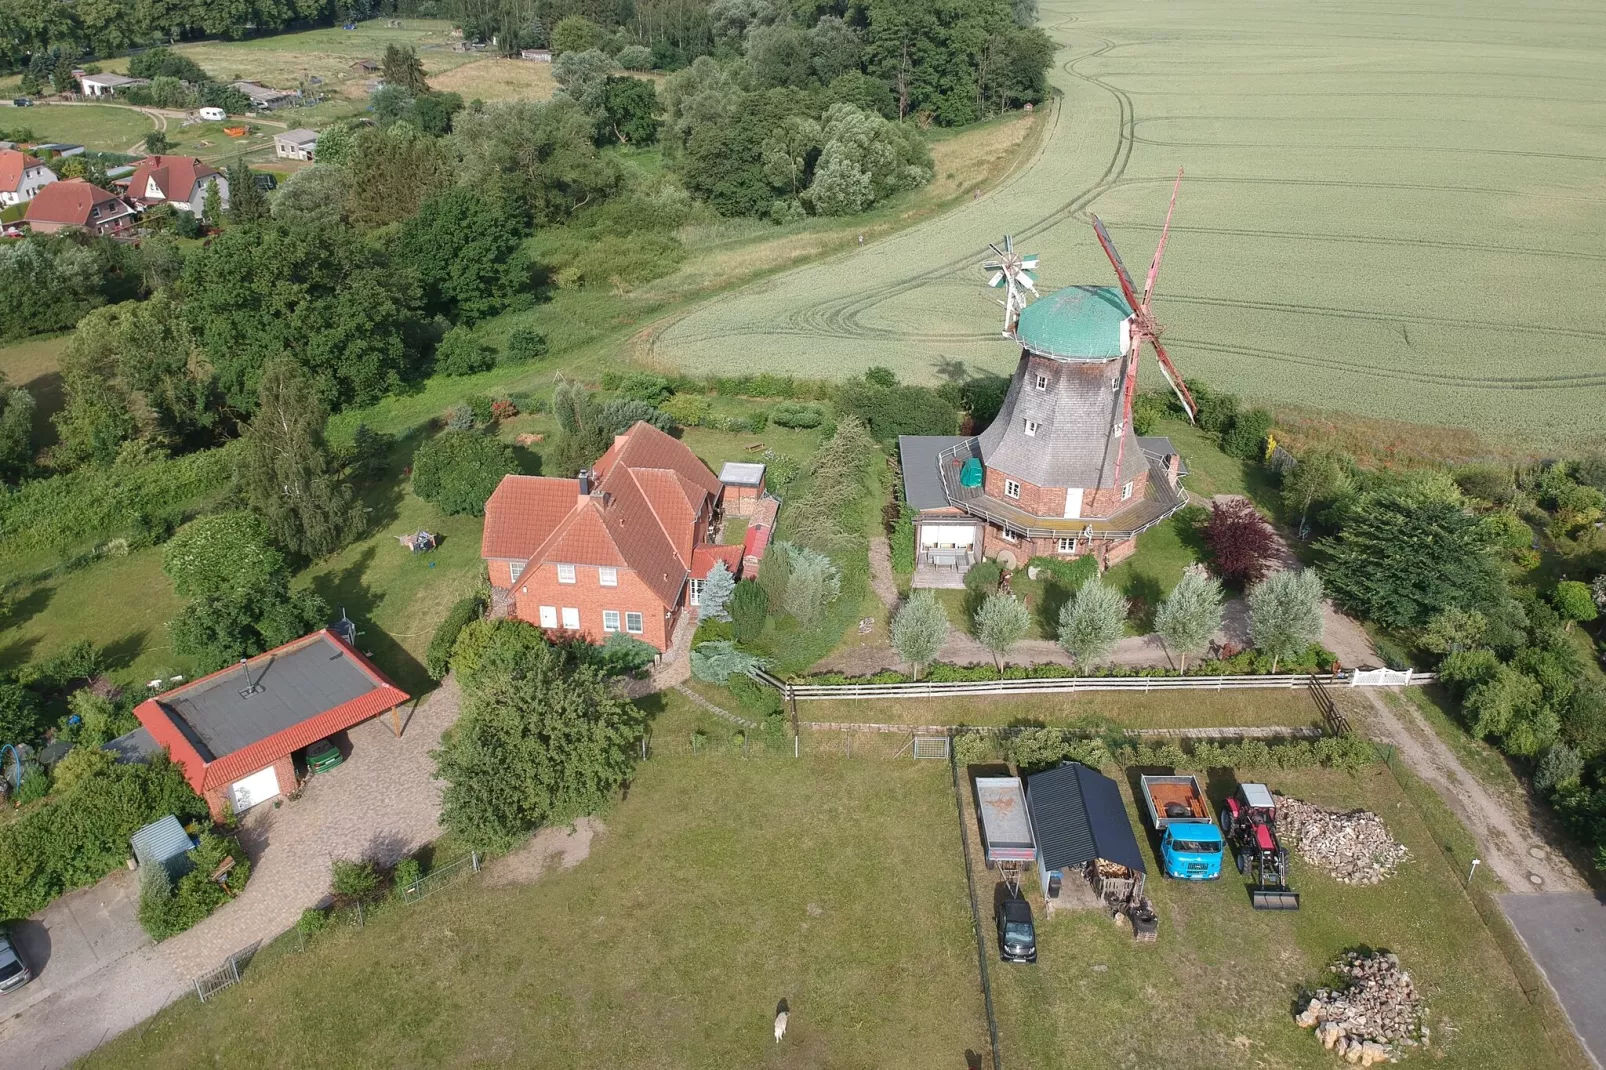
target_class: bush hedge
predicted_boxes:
[137,828,251,941]
[426,591,488,679]
[799,647,1339,685]
[952,729,1376,773]
[0,754,206,918]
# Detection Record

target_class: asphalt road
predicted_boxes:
[1501,893,1606,1070]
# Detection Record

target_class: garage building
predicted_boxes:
[134,630,409,819]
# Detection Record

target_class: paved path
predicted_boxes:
[1501,893,1606,1069]
[0,681,461,1070]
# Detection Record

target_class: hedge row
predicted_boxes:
[799,646,1340,685]
[953,728,1377,773]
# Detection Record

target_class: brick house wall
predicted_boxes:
[510,559,680,650]
[982,466,1150,520]
[202,753,297,822]
[981,527,1137,569]
[487,559,518,588]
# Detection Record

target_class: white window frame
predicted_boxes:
[1057,537,1076,554]
[557,563,576,584]
[1122,481,1134,501]
[538,605,558,628]
[561,607,580,630]
[689,578,704,606]
[625,612,644,634]
[508,561,525,582]
[1004,479,1021,500]
[598,566,618,587]
[1000,530,1018,543]
[1023,419,1039,437]
[1034,373,1048,391]
[602,610,621,633]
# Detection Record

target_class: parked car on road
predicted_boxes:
[0,926,33,993]
[995,897,1036,963]
[11,98,32,107]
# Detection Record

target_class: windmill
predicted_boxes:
[1089,168,1197,480]
[983,235,1039,334]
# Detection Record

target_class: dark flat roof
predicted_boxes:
[898,435,973,511]
[1137,436,1189,477]
[156,633,386,760]
[103,726,162,763]
[1026,762,1146,874]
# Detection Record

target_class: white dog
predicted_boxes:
[774,1010,788,1043]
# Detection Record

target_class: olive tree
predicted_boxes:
[974,591,1031,671]
[1153,565,1223,671]
[1057,577,1128,667]
[1247,569,1325,672]
[891,590,949,679]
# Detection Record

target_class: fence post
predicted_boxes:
[794,734,799,758]
[471,850,480,873]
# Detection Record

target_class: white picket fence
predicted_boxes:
[751,668,1433,703]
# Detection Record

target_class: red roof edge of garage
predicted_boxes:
[132,629,411,794]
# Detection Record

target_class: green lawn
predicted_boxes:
[20,104,153,152]
[991,763,1590,1069]
[779,686,1327,731]
[85,694,989,1068]
[0,334,67,448]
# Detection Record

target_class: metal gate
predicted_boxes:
[912,735,950,760]
[193,955,242,1002]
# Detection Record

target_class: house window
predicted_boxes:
[1004,479,1021,499]
[1024,419,1039,437]
[539,605,557,628]
[508,561,525,582]
[603,610,621,633]
[561,607,580,630]
[690,579,704,606]
[557,563,576,584]
[1000,530,1018,543]
[1035,373,1048,391]
[1122,481,1134,501]
[626,612,644,634]
[598,566,618,587]
[1057,537,1076,554]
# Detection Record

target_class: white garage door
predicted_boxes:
[230,765,281,813]
[920,524,976,548]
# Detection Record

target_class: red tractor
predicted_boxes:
[1219,783,1301,911]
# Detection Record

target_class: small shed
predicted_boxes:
[718,461,766,516]
[1026,762,1147,907]
[130,815,196,880]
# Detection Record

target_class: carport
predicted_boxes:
[134,629,409,820]
[1026,762,1147,907]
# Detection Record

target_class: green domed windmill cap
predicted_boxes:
[1013,285,1132,360]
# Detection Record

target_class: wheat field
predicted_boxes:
[651,0,1606,445]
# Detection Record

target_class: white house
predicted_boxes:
[274,128,318,161]
[77,72,149,97]
[124,155,229,214]
[0,148,56,207]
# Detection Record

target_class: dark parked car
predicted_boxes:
[11,98,32,107]
[995,897,1036,963]
[0,926,33,993]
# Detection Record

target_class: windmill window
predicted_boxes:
[1057,537,1076,554]
[1122,481,1134,500]
[1000,530,1018,543]
[1004,479,1021,499]
[557,563,576,584]
[1034,374,1048,391]
[1024,419,1039,437]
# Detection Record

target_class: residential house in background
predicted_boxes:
[122,155,228,214]
[480,421,773,651]
[0,148,55,206]
[231,80,296,110]
[22,178,135,235]
[76,72,149,97]
[134,630,409,820]
[349,59,379,73]
[274,128,318,161]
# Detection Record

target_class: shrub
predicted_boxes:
[1553,581,1597,629]
[1005,729,1111,772]
[662,393,712,427]
[690,640,766,683]
[771,402,825,429]
[1534,743,1583,794]
[330,859,380,902]
[411,431,518,516]
[616,44,653,70]
[136,830,250,941]
[505,327,549,362]
[952,730,997,766]
[889,504,915,574]
[730,580,770,643]
[757,545,791,610]
[727,673,783,717]
[392,857,422,897]
[1221,408,1273,459]
[1204,498,1278,586]
[781,544,841,626]
[435,328,497,376]
[618,373,674,405]
[296,906,330,937]
[964,559,1002,593]
[1026,555,1097,591]
[584,632,658,676]
[426,592,488,679]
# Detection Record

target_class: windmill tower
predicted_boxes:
[944,171,1193,569]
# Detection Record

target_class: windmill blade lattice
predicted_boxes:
[983,235,1039,334]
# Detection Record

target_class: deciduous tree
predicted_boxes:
[1203,497,1278,586]
[891,589,948,678]
[410,430,518,516]
[1246,570,1324,673]
[1153,565,1222,671]
[381,43,429,94]
[974,590,1030,670]
[1057,577,1127,667]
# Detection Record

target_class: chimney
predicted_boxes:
[1165,453,1181,488]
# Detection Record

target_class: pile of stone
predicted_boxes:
[1276,795,1409,885]
[1295,951,1427,1065]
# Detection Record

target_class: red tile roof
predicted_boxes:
[0,149,46,194]
[483,422,726,609]
[125,154,220,203]
[481,475,580,559]
[133,630,409,794]
[22,178,126,227]
[690,544,742,579]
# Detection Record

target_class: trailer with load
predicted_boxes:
[1220,783,1301,911]
[975,775,1036,894]
[1139,773,1225,881]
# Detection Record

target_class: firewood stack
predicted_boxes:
[1294,951,1427,1065]
[1275,796,1410,885]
